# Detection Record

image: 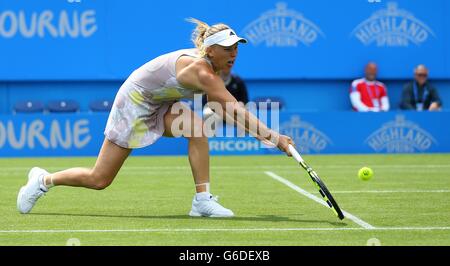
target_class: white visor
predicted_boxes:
[203,29,248,48]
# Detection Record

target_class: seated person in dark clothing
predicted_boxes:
[400,65,442,111]
[203,67,249,121]
[202,68,249,107]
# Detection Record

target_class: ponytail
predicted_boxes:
[187,18,230,56]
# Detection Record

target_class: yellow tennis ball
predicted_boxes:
[358,167,373,181]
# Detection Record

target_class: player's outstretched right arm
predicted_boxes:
[177,59,294,155]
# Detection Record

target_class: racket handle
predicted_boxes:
[288,144,304,164]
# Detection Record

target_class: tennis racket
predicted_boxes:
[288,144,345,220]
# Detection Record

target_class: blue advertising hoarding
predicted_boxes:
[1,111,449,157]
[0,0,449,80]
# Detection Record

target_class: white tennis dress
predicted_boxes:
[104,49,204,148]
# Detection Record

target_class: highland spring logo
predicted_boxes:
[280,116,332,153]
[351,2,436,47]
[366,115,437,153]
[241,2,325,47]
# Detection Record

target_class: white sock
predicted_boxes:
[195,182,211,200]
[42,174,54,190]
[195,182,210,192]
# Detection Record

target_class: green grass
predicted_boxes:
[1,154,450,246]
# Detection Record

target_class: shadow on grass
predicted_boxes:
[30,212,347,227]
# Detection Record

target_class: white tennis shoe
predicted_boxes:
[189,192,234,218]
[17,167,49,214]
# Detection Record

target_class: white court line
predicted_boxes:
[3,166,448,194]
[121,164,448,169]
[1,169,449,177]
[265,171,375,230]
[326,190,450,194]
[1,227,450,234]
[1,164,450,171]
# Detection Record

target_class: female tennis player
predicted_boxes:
[17,19,294,218]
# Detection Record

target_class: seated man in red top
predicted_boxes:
[350,62,390,112]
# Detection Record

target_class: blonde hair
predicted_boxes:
[187,18,230,57]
